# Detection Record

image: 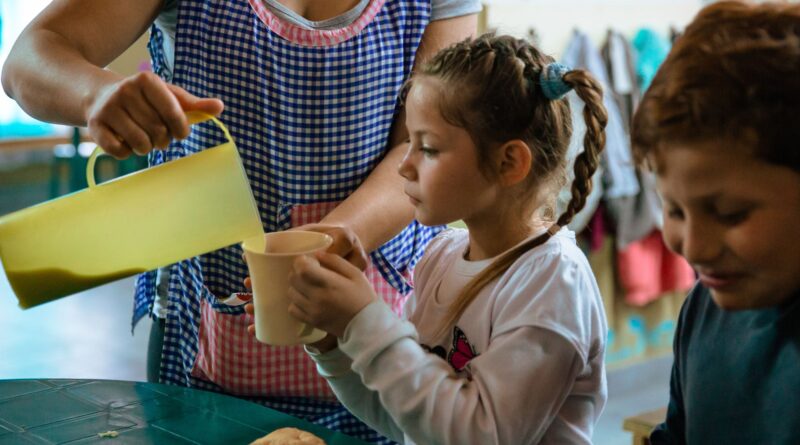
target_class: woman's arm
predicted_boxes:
[2,0,161,125]
[319,14,477,252]
[1,0,222,158]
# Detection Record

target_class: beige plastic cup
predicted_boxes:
[241,231,332,346]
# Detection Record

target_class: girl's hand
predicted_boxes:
[291,224,368,271]
[307,334,339,353]
[287,251,377,338]
[86,72,223,159]
[241,276,340,352]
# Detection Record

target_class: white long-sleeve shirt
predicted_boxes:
[308,229,607,445]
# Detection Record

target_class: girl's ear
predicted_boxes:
[496,140,532,187]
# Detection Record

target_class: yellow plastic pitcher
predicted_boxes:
[0,112,263,308]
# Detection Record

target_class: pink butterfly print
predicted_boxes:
[447,326,479,371]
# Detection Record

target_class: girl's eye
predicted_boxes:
[419,146,438,157]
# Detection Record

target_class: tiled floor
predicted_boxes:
[0,263,669,444]
[0,267,151,382]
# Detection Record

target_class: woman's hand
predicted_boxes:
[292,224,368,271]
[86,72,223,159]
[287,251,378,338]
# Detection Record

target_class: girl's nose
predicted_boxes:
[397,145,416,180]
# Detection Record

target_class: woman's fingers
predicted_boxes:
[168,83,224,119]
[145,80,191,140]
[91,122,132,159]
[115,76,174,148]
[108,110,156,156]
[316,251,363,279]
[125,94,171,149]
[86,72,223,159]
[325,229,368,271]
[292,224,368,271]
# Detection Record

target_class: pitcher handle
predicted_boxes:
[86,112,233,189]
[86,146,103,189]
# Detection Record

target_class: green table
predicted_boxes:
[0,379,368,444]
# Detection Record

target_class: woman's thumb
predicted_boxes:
[167,84,224,116]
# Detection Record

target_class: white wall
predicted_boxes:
[482,0,704,57]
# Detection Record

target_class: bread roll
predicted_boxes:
[249,427,326,445]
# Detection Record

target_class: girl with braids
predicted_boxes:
[630,2,800,444]
[254,34,609,444]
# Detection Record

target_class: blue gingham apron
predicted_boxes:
[134,0,438,442]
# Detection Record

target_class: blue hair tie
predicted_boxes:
[539,63,573,100]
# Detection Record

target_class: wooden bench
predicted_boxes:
[623,407,667,445]
[0,133,90,152]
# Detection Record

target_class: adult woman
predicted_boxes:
[2,0,477,441]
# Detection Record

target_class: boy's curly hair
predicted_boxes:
[632,1,800,171]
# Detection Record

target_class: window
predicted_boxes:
[1,1,58,137]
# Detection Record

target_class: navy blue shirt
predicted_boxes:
[651,284,800,444]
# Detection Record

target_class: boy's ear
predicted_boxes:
[496,139,532,187]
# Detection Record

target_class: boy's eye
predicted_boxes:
[715,208,750,225]
[665,206,684,221]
